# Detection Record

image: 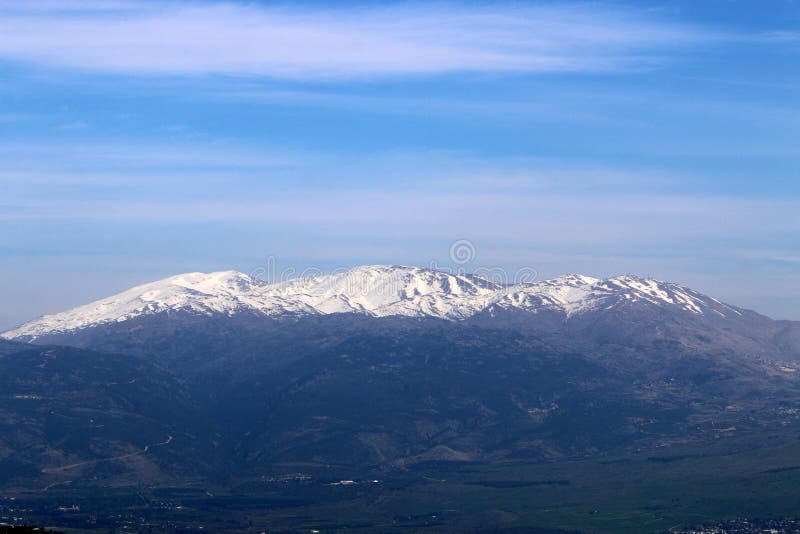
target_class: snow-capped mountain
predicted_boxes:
[2,266,799,487]
[488,273,744,318]
[1,265,746,341]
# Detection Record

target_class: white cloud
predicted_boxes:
[0,141,296,172]
[0,1,708,80]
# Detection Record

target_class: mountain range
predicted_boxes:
[0,265,778,338]
[2,265,800,507]
[4,266,799,368]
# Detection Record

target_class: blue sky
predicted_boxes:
[0,0,798,328]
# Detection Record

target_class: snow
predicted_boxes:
[1,265,740,340]
[489,274,602,316]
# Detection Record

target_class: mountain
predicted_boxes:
[0,265,779,339]
[4,265,798,368]
[2,265,800,487]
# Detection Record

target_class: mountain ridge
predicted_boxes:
[2,265,754,342]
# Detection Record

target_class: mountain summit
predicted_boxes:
[2,265,747,341]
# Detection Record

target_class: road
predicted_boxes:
[42,435,173,474]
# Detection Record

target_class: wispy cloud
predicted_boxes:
[0,141,296,172]
[3,139,797,245]
[56,120,89,131]
[756,30,800,44]
[0,1,709,80]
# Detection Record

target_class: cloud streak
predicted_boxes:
[0,1,709,80]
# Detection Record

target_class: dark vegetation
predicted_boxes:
[1,303,800,531]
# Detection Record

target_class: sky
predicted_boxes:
[0,0,798,329]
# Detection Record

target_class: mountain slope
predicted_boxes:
[0,342,211,488]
